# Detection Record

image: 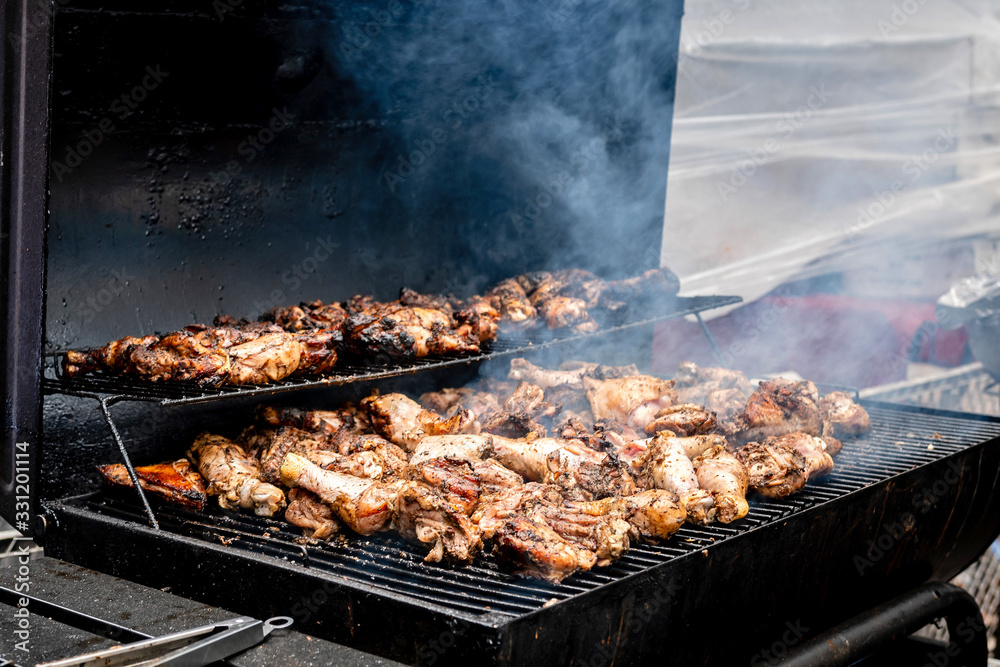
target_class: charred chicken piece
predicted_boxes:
[454,297,502,344]
[507,358,641,389]
[363,393,478,451]
[731,378,823,444]
[674,361,755,394]
[537,296,599,333]
[585,375,677,431]
[343,301,480,361]
[304,443,409,482]
[188,433,286,516]
[480,381,558,439]
[63,335,158,377]
[285,488,339,540]
[641,432,715,523]
[398,287,456,317]
[576,489,687,541]
[703,388,750,423]
[487,278,537,324]
[692,445,749,524]
[476,482,630,579]
[820,391,871,439]
[734,440,809,498]
[278,452,481,562]
[596,267,681,309]
[649,433,730,460]
[98,459,207,511]
[412,456,524,515]
[492,516,598,582]
[491,436,636,498]
[590,420,648,473]
[644,403,717,436]
[767,433,839,479]
[261,299,348,333]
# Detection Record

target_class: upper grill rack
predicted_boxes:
[66,403,1000,621]
[42,294,740,406]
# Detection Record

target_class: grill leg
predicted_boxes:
[777,581,987,667]
[694,312,727,368]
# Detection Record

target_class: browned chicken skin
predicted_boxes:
[363,393,478,450]
[644,403,717,436]
[731,378,823,444]
[343,301,480,361]
[188,433,286,516]
[285,488,339,540]
[692,445,749,523]
[98,459,207,511]
[586,375,677,431]
[820,391,871,439]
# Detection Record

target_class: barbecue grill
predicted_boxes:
[4,0,1000,664]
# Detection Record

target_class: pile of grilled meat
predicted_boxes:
[98,359,870,582]
[63,267,680,386]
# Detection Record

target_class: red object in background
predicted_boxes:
[652,294,968,389]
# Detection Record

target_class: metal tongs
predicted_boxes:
[37,615,293,667]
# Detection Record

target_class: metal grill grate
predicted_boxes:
[66,404,1000,618]
[41,295,741,406]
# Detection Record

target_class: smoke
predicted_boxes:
[326,0,683,288]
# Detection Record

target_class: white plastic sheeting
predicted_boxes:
[663,0,1000,305]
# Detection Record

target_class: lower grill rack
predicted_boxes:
[43,403,1000,666]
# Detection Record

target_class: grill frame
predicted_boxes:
[38,401,1000,665]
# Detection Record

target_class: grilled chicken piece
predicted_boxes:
[363,393,477,451]
[419,387,502,420]
[278,452,397,534]
[692,445,749,524]
[641,432,715,523]
[63,335,158,377]
[644,403,717,436]
[285,488,339,540]
[491,436,636,498]
[476,483,630,579]
[493,516,598,582]
[393,482,484,563]
[590,421,648,473]
[98,459,207,511]
[585,376,677,431]
[572,490,687,541]
[398,287,456,317]
[408,434,495,467]
[256,406,362,440]
[481,381,558,438]
[507,358,642,388]
[538,296,599,332]
[731,378,823,444]
[343,301,480,360]
[278,452,481,562]
[735,440,809,498]
[305,444,409,482]
[188,433,286,516]
[767,433,839,479]
[412,457,524,515]
[597,267,681,308]
[487,278,537,324]
[455,297,502,344]
[261,299,348,333]
[651,433,729,460]
[820,391,871,439]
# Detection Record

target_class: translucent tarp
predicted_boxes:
[663,0,1000,306]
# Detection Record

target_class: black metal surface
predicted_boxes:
[0,0,52,531]
[41,402,1000,665]
[0,585,151,644]
[42,295,740,406]
[779,582,986,667]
